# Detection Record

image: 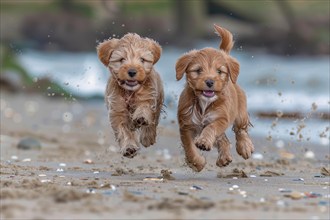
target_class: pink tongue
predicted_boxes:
[126,80,138,86]
[203,90,215,97]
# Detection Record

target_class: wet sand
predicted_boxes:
[1,92,329,219]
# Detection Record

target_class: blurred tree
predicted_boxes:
[174,0,206,46]
[58,0,74,12]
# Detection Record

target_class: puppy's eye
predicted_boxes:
[217,69,222,74]
[140,58,145,63]
[196,68,202,74]
[119,58,125,63]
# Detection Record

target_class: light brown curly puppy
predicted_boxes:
[97,33,164,158]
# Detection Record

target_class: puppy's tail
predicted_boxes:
[214,24,234,54]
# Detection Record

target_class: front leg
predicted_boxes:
[215,133,232,167]
[195,117,229,151]
[140,125,156,147]
[132,104,153,129]
[110,112,140,158]
[180,128,206,172]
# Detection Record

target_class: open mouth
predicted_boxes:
[202,90,215,98]
[125,80,139,87]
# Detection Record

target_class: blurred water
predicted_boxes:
[17,42,329,145]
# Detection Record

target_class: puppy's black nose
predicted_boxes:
[205,79,214,88]
[128,69,137,77]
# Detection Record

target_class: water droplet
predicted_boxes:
[62,112,73,122]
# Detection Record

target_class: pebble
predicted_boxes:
[276,200,286,207]
[84,159,93,164]
[279,151,295,160]
[11,155,18,160]
[285,191,304,200]
[56,168,64,172]
[143,177,164,182]
[59,163,66,167]
[100,183,116,191]
[304,150,315,159]
[190,185,203,190]
[38,174,47,177]
[40,179,51,183]
[239,190,247,196]
[318,201,328,206]
[22,158,31,162]
[93,171,100,174]
[17,137,41,150]
[232,185,239,189]
[278,188,292,193]
[86,188,96,194]
[293,178,304,182]
[249,175,257,178]
[314,175,325,178]
[252,153,264,160]
[305,192,322,198]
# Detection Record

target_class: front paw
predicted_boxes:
[236,138,254,160]
[216,153,233,167]
[140,129,156,148]
[194,136,212,151]
[186,155,206,172]
[122,145,140,158]
[133,117,149,128]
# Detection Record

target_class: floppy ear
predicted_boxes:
[97,38,119,66]
[227,57,240,84]
[146,38,162,64]
[175,50,196,81]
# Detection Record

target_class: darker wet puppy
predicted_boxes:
[97,33,164,158]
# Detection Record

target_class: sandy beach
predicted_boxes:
[1,92,329,220]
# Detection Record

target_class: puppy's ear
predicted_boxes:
[146,38,162,64]
[214,24,234,54]
[175,50,196,81]
[97,38,119,66]
[227,57,240,84]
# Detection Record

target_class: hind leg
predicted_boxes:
[233,114,254,160]
[215,133,232,167]
[233,89,254,159]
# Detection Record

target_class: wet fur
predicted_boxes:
[176,24,254,172]
[97,33,164,158]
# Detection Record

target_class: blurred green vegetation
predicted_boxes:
[1,0,94,17]
[120,0,172,15]
[1,45,33,85]
[0,44,72,98]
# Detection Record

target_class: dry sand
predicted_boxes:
[1,92,329,219]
